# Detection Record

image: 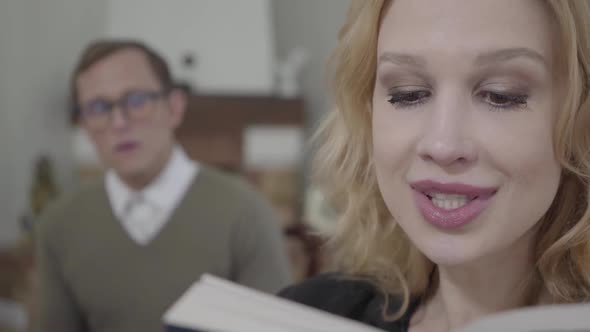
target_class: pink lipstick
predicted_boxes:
[410,180,497,229]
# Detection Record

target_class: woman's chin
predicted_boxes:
[415,235,491,267]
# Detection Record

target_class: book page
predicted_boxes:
[163,274,385,332]
[459,303,590,332]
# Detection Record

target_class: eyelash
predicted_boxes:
[477,91,528,111]
[386,90,431,109]
[386,90,529,111]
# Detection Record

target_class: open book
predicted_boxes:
[163,274,590,332]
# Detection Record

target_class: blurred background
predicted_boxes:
[0,0,350,330]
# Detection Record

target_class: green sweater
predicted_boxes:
[35,166,292,332]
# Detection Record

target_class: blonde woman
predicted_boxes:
[280,0,590,331]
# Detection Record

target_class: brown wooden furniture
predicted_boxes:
[176,94,305,172]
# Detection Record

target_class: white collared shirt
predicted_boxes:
[105,146,198,245]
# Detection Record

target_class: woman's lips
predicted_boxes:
[410,180,497,229]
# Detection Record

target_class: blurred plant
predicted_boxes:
[29,155,59,217]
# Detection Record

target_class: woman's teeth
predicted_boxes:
[429,193,470,210]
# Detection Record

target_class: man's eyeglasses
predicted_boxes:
[77,90,169,130]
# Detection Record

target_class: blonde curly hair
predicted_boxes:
[314,0,590,319]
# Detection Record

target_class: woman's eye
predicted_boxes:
[387,90,431,108]
[480,91,528,111]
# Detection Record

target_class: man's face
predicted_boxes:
[76,48,185,184]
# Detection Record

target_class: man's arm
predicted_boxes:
[34,214,87,332]
[230,192,293,293]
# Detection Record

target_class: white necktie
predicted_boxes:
[123,194,162,245]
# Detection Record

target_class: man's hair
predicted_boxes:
[70,39,174,121]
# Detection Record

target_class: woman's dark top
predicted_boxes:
[279,273,420,332]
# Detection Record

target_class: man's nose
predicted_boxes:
[109,106,130,130]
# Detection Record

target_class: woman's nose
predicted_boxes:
[416,97,477,168]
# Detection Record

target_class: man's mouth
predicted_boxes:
[114,141,139,153]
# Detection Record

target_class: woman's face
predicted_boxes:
[372,0,562,266]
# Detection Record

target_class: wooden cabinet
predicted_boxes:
[177,94,305,173]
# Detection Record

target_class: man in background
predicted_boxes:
[35,39,292,332]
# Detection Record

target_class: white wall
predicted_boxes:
[0,0,106,244]
[106,0,276,95]
[272,0,350,126]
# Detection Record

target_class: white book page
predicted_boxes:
[459,303,590,332]
[164,274,384,332]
